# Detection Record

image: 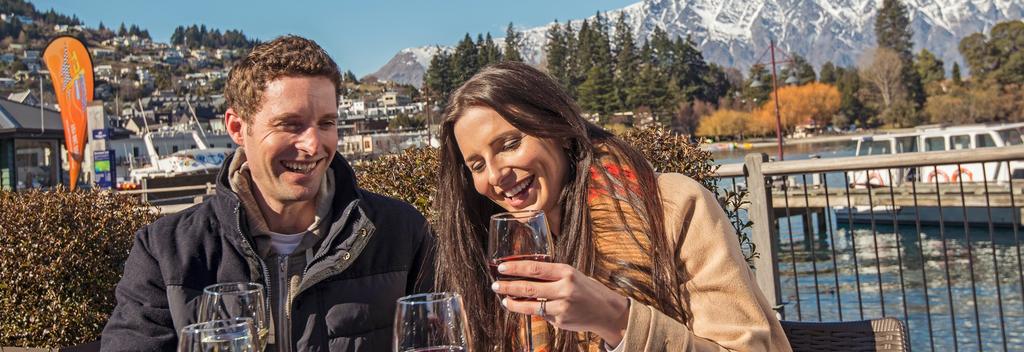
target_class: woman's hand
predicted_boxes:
[491,260,630,346]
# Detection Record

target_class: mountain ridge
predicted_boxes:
[368,0,1024,88]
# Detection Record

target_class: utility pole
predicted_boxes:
[769,40,784,161]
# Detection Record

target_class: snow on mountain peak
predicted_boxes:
[369,0,1024,87]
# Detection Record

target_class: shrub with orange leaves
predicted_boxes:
[753,82,841,135]
[696,109,753,139]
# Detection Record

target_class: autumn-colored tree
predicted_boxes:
[752,83,841,135]
[696,109,752,139]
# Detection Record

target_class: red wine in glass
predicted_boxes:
[488,254,553,282]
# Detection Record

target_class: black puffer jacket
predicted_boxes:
[101,152,435,351]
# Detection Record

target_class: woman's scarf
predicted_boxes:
[524,143,658,352]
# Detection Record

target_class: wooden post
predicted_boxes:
[745,153,784,318]
[141,178,148,204]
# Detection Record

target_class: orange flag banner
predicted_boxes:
[42,36,94,190]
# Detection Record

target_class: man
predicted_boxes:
[101,35,434,351]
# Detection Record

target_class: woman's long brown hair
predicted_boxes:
[435,62,686,351]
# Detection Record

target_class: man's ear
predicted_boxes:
[225,108,245,147]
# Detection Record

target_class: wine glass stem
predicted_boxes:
[526,314,533,352]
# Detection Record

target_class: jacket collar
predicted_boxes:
[213,151,364,245]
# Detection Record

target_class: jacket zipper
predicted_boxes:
[232,204,273,349]
[278,255,292,352]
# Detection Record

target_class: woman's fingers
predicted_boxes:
[501,297,562,320]
[492,279,557,299]
[494,260,573,281]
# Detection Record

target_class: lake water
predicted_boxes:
[711,140,1024,351]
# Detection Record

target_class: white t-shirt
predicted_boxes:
[266,231,307,255]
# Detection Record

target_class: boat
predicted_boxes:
[837,123,1024,227]
[849,122,1024,187]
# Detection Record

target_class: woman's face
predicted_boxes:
[453,106,569,219]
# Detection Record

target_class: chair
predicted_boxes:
[781,317,910,352]
[57,340,99,352]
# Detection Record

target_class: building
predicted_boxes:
[0,98,65,190]
[7,90,38,106]
[377,91,411,107]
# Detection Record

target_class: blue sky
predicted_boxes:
[34,0,638,76]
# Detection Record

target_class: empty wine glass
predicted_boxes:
[197,282,269,351]
[393,292,472,352]
[178,317,256,352]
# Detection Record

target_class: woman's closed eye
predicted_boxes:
[502,137,521,151]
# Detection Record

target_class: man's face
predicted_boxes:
[227,76,338,208]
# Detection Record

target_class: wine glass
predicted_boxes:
[197,282,269,351]
[487,210,554,351]
[487,210,554,278]
[178,317,257,352]
[393,292,473,352]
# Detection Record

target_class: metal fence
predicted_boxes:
[717,146,1024,351]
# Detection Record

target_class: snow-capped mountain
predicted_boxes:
[368,0,1024,87]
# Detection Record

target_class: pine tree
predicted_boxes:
[673,36,710,102]
[742,64,771,105]
[480,33,502,67]
[914,49,945,85]
[343,70,359,84]
[951,62,963,85]
[819,62,839,84]
[118,22,127,37]
[784,54,816,84]
[545,21,571,89]
[578,64,617,116]
[875,0,914,62]
[612,14,638,110]
[425,48,453,105]
[452,34,480,85]
[503,22,523,62]
[837,68,870,127]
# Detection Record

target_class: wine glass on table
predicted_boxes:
[487,210,554,352]
[197,282,269,351]
[178,317,257,352]
[393,292,473,352]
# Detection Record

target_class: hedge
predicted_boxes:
[0,188,159,347]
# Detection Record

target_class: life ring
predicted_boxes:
[868,171,885,187]
[927,170,950,183]
[952,168,974,183]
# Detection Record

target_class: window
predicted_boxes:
[857,140,892,156]
[925,137,945,152]
[172,145,179,153]
[132,147,140,157]
[999,128,1023,146]
[976,134,997,148]
[896,137,918,153]
[951,135,971,150]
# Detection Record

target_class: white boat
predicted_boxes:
[849,123,1024,187]
[838,123,1024,227]
[128,129,233,182]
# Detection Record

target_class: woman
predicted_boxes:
[435,62,791,351]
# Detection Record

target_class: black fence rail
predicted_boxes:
[716,146,1024,351]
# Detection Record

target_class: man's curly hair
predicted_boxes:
[225,35,341,122]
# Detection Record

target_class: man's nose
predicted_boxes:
[297,127,320,155]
